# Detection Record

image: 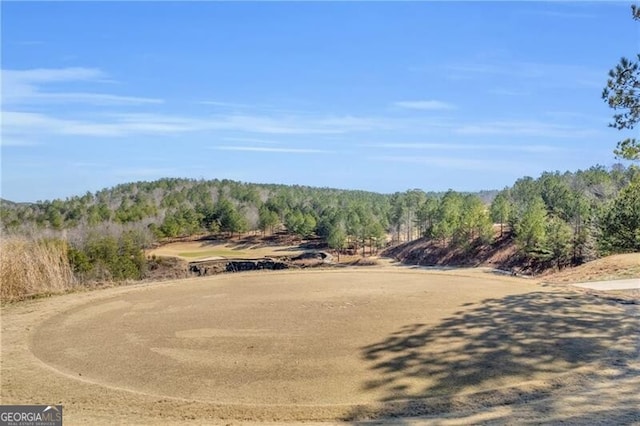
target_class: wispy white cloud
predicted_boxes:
[365,142,563,153]
[543,111,610,124]
[113,167,179,178]
[201,114,383,134]
[0,138,40,147]
[454,120,601,138]
[212,146,330,154]
[30,92,162,106]
[206,114,338,134]
[200,100,321,117]
[3,67,104,83]
[108,113,205,133]
[2,111,197,138]
[446,61,604,88]
[370,155,522,172]
[1,67,456,142]
[393,100,456,110]
[2,67,163,106]
[209,114,385,134]
[222,136,280,144]
[199,100,263,109]
[3,109,388,141]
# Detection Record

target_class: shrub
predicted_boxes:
[68,231,147,282]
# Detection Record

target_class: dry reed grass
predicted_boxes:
[1,236,75,302]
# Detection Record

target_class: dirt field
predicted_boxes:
[2,267,639,424]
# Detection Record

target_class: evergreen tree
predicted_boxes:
[327,226,347,261]
[217,198,247,236]
[433,190,463,246]
[515,197,548,254]
[416,197,438,238]
[301,213,317,238]
[490,191,512,237]
[258,206,279,235]
[599,176,640,253]
[545,216,573,269]
[460,194,493,243]
[602,5,640,160]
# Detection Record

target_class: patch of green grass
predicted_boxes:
[178,249,247,259]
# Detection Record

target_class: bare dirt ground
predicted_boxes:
[573,278,640,291]
[544,253,640,302]
[2,267,639,425]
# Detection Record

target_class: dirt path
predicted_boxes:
[573,278,640,291]
[1,268,638,424]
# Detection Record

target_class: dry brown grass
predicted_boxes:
[544,253,640,283]
[0,236,75,302]
[5,269,637,424]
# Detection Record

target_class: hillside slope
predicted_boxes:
[381,234,525,272]
[544,253,640,283]
[382,236,640,280]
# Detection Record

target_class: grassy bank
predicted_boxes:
[1,236,75,302]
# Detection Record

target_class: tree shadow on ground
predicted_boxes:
[344,291,639,423]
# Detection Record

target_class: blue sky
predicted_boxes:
[1,1,638,202]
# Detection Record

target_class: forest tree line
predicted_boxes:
[1,164,639,281]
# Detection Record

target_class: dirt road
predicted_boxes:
[573,278,640,291]
[2,268,638,424]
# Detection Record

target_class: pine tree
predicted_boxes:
[327,226,347,261]
[545,216,573,269]
[599,176,640,253]
[602,5,640,160]
[515,197,548,254]
[490,192,512,237]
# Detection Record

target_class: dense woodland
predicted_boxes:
[1,164,639,282]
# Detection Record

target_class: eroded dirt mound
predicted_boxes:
[145,256,189,280]
[382,234,522,271]
[383,236,640,280]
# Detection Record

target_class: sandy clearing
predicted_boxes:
[573,278,640,291]
[2,268,639,424]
